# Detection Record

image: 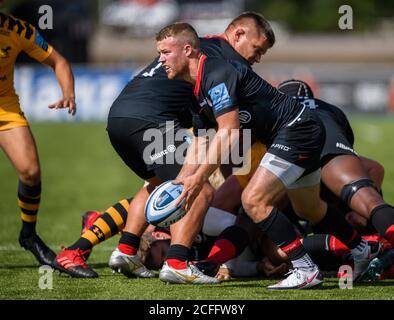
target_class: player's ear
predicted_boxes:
[184,44,193,57]
[234,27,246,42]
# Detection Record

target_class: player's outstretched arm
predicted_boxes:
[42,49,76,115]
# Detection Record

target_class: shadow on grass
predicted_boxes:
[354,280,394,287]
[0,264,42,269]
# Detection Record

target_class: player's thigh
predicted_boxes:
[211,175,243,213]
[0,125,40,175]
[107,117,157,180]
[321,154,370,196]
[359,155,385,188]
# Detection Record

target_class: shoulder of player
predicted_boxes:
[0,13,36,40]
[203,56,237,75]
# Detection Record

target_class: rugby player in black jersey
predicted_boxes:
[278,80,394,251]
[53,12,275,281]
[156,22,380,289]
[196,80,389,281]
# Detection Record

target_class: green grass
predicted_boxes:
[0,117,394,300]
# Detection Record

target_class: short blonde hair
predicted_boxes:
[156,22,200,49]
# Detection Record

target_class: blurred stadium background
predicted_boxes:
[1,0,394,300]
[1,0,394,119]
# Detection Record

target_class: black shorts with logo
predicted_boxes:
[317,107,357,166]
[266,108,326,175]
[107,117,192,181]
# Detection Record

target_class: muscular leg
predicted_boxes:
[242,167,315,269]
[123,177,162,236]
[0,126,41,185]
[0,126,55,265]
[117,176,162,255]
[0,126,41,232]
[322,154,394,246]
[288,184,364,251]
[322,155,384,217]
[359,156,385,190]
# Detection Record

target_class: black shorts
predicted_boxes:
[267,108,325,175]
[107,117,192,181]
[320,116,358,166]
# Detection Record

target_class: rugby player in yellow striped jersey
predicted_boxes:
[0,9,76,266]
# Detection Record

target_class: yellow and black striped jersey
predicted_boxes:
[0,13,53,118]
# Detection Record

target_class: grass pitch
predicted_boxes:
[0,116,394,300]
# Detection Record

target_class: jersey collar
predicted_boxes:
[204,34,227,41]
[193,54,207,97]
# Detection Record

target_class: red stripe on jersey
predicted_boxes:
[204,34,227,41]
[193,54,207,97]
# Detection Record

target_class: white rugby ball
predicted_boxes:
[144,181,186,227]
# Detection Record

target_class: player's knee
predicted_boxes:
[241,190,270,222]
[340,178,377,205]
[371,161,385,183]
[18,165,41,185]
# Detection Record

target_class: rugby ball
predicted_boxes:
[144,181,186,227]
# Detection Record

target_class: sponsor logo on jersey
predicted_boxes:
[150,144,177,161]
[271,143,291,151]
[208,83,232,114]
[336,142,357,154]
[239,110,251,123]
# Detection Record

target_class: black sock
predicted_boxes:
[166,244,190,262]
[256,207,306,260]
[218,225,249,256]
[370,204,394,236]
[313,205,361,249]
[18,181,41,237]
[68,238,93,251]
[119,231,141,247]
[303,234,344,271]
[73,198,131,250]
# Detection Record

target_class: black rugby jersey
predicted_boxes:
[299,97,354,145]
[108,58,195,126]
[192,55,305,144]
[108,36,249,125]
[200,36,250,67]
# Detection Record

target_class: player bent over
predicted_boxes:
[53,12,274,281]
[157,22,379,289]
